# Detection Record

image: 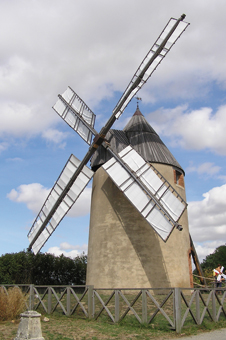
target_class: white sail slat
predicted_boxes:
[113,17,189,119]
[28,154,94,254]
[103,146,186,241]
[53,87,96,145]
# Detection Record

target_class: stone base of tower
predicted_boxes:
[86,167,192,289]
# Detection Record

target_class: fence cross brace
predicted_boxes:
[94,290,115,322]
[118,290,142,323]
[33,287,48,313]
[216,290,226,320]
[51,287,67,315]
[146,290,174,327]
[199,290,213,323]
[181,291,197,327]
[70,287,88,317]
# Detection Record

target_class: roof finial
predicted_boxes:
[135,97,142,109]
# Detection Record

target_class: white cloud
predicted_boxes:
[7,183,91,217]
[148,105,226,155]
[47,242,87,258]
[0,56,34,99]
[188,184,226,261]
[7,183,50,213]
[0,101,57,139]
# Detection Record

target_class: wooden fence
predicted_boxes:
[1,284,226,333]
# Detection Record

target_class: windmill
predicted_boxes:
[27,14,203,288]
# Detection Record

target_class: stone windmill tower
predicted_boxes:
[86,104,192,288]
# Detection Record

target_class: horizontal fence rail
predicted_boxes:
[1,284,226,333]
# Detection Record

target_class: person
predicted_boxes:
[213,264,224,291]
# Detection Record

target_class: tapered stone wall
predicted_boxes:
[86,164,192,289]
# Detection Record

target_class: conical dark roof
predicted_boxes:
[90,106,184,174]
[123,106,156,134]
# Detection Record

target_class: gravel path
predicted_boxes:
[177,328,226,339]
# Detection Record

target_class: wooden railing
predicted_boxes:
[1,284,226,333]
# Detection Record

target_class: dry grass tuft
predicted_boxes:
[0,287,27,321]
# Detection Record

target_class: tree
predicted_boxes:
[201,245,226,271]
[73,253,87,285]
[0,251,33,284]
[193,244,226,284]
[0,251,87,285]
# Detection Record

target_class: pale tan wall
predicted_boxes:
[86,164,192,289]
[152,164,192,288]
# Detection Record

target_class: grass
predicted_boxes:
[1,312,226,340]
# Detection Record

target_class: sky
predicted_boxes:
[1,0,226,265]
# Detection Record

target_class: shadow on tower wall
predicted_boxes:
[101,175,171,288]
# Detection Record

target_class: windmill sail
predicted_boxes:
[28,154,94,254]
[103,145,186,241]
[113,15,189,119]
[53,87,96,145]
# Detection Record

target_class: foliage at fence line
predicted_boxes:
[0,286,27,321]
[193,244,226,285]
[0,250,87,285]
[202,245,226,269]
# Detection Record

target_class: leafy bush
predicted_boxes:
[0,287,27,321]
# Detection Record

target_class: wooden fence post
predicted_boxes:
[48,287,52,314]
[115,290,119,323]
[212,290,217,322]
[174,288,182,333]
[142,290,147,324]
[66,286,71,316]
[195,290,201,325]
[88,285,94,319]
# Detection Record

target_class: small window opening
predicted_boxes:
[174,169,184,188]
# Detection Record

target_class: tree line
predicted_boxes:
[1,245,225,286]
[200,244,226,277]
[0,250,87,285]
